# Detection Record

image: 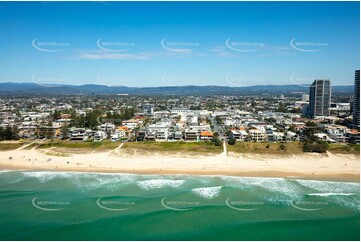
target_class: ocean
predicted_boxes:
[0,170,359,241]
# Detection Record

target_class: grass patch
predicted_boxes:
[122,141,223,154]
[0,142,25,151]
[227,142,360,156]
[328,144,360,155]
[36,140,119,152]
[227,142,303,155]
[22,143,39,150]
[45,151,70,157]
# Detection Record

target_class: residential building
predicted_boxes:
[200,131,213,140]
[185,129,200,141]
[174,131,183,140]
[302,94,309,102]
[143,104,154,116]
[353,70,360,128]
[309,79,331,118]
[230,129,248,141]
[94,131,107,142]
[326,125,349,143]
[249,128,266,142]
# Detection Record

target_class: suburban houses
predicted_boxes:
[0,87,359,146]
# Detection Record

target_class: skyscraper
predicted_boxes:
[309,79,331,118]
[353,70,360,129]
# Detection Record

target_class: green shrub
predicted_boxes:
[214,139,223,146]
[228,138,236,145]
[303,142,329,153]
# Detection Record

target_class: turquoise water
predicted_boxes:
[0,170,359,240]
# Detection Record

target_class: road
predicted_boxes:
[208,115,227,140]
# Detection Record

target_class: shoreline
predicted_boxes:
[0,145,359,183]
[1,166,359,183]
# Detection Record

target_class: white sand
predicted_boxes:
[0,144,359,182]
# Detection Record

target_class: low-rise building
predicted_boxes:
[249,128,266,142]
[200,131,213,140]
[185,129,199,141]
[230,129,248,141]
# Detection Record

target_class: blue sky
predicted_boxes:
[0,1,359,87]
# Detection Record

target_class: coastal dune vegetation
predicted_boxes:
[0,140,359,156]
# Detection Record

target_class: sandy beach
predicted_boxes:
[0,142,359,182]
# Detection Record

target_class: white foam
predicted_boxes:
[308,193,356,197]
[219,176,301,198]
[299,180,360,211]
[136,179,185,190]
[22,171,73,183]
[21,171,138,189]
[78,173,137,190]
[0,170,12,173]
[296,179,360,194]
[191,186,222,199]
[0,171,26,185]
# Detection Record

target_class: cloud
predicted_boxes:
[209,47,243,58]
[209,44,295,57]
[76,51,152,60]
[267,46,295,56]
[273,46,292,52]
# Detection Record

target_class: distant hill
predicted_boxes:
[0,82,354,95]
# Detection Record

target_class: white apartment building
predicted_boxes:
[249,128,266,142]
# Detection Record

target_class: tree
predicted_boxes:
[143,118,150,126]
[215,116,223,125]
[122,108,135,120]
[214,139,222,146]
[0,126,18,140]
[288,125,297,133]
[302,121,323,142]
[45,121,54,138]
[225,130,232,137]
[228,138,236,145]
[4,126,13,140]
[305,121,318,127]
[303,142,329,153]
[265,117,277,124]
[290,108,301,113]
[84,110,102,128]
[61,125,69,139]
[0,127,4,141]
[52,109,61,120]
[74,114,86,128]
[276,102,287,112]
[279,144,287,151]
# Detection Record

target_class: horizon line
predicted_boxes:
[0,81,355,88]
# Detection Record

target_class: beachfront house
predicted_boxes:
[326,125,349,143]
[174,131,183,140]
[314,133,337,143]
[136,128,147,141]
[230,129,248,141]
[155,129,168,141]
[94,131,107,142]
[185,129,200,141]
[249,128,266,142]
[200,131,213,140]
